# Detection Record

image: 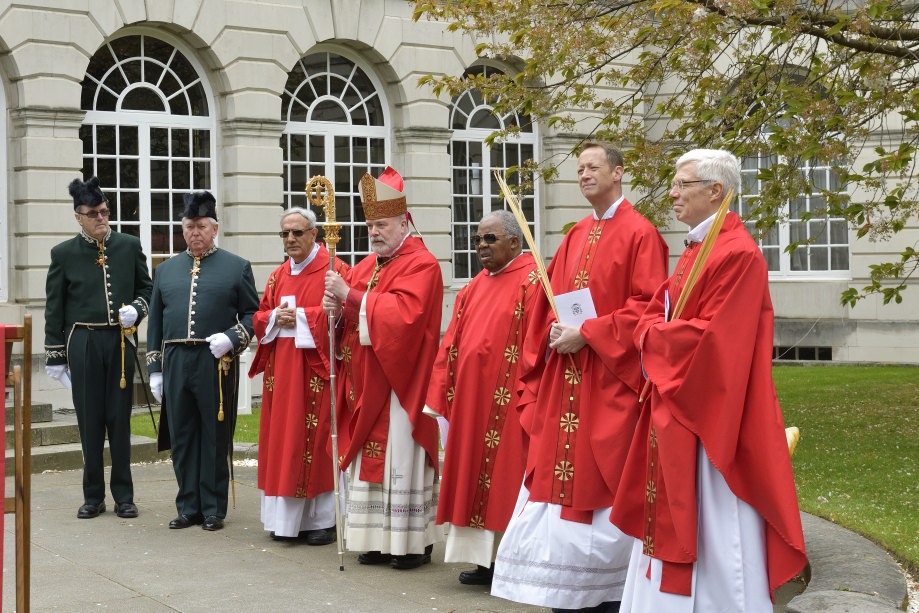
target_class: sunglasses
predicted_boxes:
[471,233,506,246]
[77,209,111,220]
[278,229,312,238]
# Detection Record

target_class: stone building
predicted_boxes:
[0,1,913,406]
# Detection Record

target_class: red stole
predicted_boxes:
[336,236,443,483]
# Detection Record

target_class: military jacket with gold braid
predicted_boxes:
[44,229,153,367]
[145,247,258,374]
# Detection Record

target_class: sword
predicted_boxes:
[132,345,158,436]
[307,174,346,572]
[217,354,239,508]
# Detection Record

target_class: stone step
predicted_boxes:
[5,434,167,476]
[6,420,80,448]
[5,402,53,425]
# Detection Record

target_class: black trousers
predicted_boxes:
[68,327,135,505]
[163,345,233,519]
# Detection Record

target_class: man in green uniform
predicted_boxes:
[146,191,259,532]
[45,176,153,520]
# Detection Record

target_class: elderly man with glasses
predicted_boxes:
[612,149,806,612]
[424,209,538,586]
[44,176,153,520]
[249,207,349,544]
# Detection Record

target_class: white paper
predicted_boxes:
[554,287,598,327]
[280,295,296,310]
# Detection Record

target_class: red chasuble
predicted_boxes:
[249,246,349,498]
[611,213,807,598]
[336,235,443,483]
[518,202,668,520]
[427,253,539,531]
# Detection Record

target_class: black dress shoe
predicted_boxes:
[306,526,337,546]
[77,502,106,519]
[114,502,139,518]
[202,515,224,531]
[458,563,494,585]
[269,531,299,542]
[168,513,203,529]
[358,550,393,565]
[391,544,434,570]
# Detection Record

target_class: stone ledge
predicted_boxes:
[787,513,908,612]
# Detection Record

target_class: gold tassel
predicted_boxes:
[119,308,137,390]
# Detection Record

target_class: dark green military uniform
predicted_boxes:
[146,246,258,521]
[44,229,153,508]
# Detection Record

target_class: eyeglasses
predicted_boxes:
[77,209,110,220]
[279,229,312,238]
[670,179,713,192]
[472,233,506,246]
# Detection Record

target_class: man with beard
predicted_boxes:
[323,167,443,570]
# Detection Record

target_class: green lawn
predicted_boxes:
[131,365,919,575]
[130,407,262,444]
[774,364,919,576]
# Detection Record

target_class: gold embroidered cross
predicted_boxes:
[95,242,107,267]
[190,256,201,276]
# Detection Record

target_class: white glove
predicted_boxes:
[45,364,72,390]
[150,372,163,403]
[206,333,234,359]
[119,305,138,328]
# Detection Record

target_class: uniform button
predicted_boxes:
[190,320,195,326]
[191,311,196,315]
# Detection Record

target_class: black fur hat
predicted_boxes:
[67,177,107,210]
[182,191,217,221]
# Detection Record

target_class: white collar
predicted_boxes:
[686,210,732,243]
[593,195,625,220]
[289,244,319,275]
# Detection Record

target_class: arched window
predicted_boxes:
[450,65,538,280]
[281,51,388,265]
[80,34,216,270]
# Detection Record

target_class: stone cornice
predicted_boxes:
[393,126,453,146]
[9,107,85,130]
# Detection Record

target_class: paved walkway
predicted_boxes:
[3,459,911,612]
[3,460,547,613]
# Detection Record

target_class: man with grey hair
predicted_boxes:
[249,207,348,544]
[424,209,538,585]
[147,190,259,532]
[612,148,806,611]
[323,166,443,570]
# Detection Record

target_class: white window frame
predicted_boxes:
[281,49,391,266]
[739,153,850,280]
[449,66,539,282]
[80,30,218,272]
